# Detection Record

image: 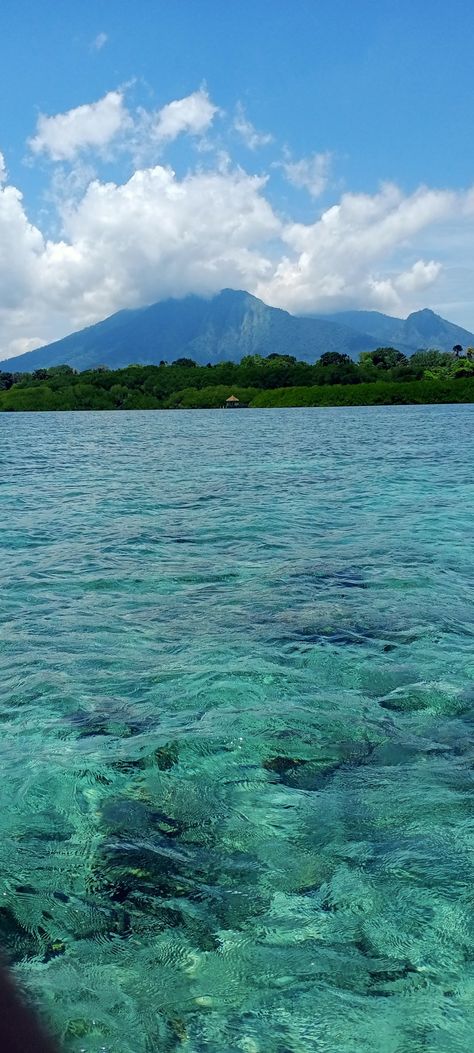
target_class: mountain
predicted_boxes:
[319,308,474,356]
[2,293,473,374]
[0,290,374,372]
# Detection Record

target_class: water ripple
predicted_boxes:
[1,405,474,1052]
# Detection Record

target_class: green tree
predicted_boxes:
[368,347,407,369]
[240,355,266,368]
[266,353,297,364]
[110,384,130,408]
[318,352,352,366]
[451,357,474,378]
[0,372,14,390]
[410,349,453,371]
[47,364,75,376]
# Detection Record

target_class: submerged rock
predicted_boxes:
[111,741,179,774]
[155,742,179,770]
[262,756,306,776]
[101,797,185,839]
[262,739,377,790]
[0,906,40,963]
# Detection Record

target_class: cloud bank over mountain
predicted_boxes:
[1,85,474,359]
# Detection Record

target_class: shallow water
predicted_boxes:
[1,405,474,1053]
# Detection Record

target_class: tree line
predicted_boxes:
[1,345,474,411]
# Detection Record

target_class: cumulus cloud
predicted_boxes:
[0,182,45,310]
[279,150,332,198]
[257,183,460,314]
[151,89,219,143]
[91,32,108,52]
[234,103,273,149]
[0,161,280,357]
[3,90,474,359]
[0,151,7,185]
[29,91,130,161]
[27,87,220,170]
[54,166,280,318]
[394,259,442,294]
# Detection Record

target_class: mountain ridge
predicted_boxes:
[1,290,473,372]
[0,291,374,371]
[319,307,474,357]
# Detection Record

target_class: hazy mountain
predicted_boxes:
[320,308,474,356]
[0,290,373,372]
[2,293,473,374]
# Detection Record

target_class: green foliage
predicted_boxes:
[451,357,474,378]
[2,347,474,412]
[360,347,408,370]
[266,353,297,364]
[47,364,76,376]
[410,349,453,371]
[0,372,14,391]
[319,352,352,366]
[251,377,474,408]
[165,385,258,409]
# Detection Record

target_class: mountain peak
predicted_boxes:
[406,308,437,320]
[1,292,473,373]
[217,288,251,298]
[0,290,370,371]
[215,288,265,308]
[403,306,474,344]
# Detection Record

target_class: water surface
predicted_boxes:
[1,406,473,1053]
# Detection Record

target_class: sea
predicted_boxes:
[0,405,473,1053]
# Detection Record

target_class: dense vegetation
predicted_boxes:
[1,347,474,411]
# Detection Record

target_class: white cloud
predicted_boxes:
[29,91,130,161]
[91,32,108,52]
[279,150,332,198]
[394,259,442,294]
[4,89,474,359]
[5,335,45,357]
[152,89,219,143]
[0,183,45,310]
[0,151,7,185]
[234,103,273,150]
[48,161,98,209]
[53,165,279,321]
[26,87,219,171]
[0,162,280,358]
[257,183,461,315]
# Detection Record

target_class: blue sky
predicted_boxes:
[1,0,474,359]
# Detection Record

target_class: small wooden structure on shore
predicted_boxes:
[224,394,243,409]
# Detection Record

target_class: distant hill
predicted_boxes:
[1,292,473,373]
[319,308,474,357]
[0,290,374,372]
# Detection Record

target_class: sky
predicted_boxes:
[2,0,474,360]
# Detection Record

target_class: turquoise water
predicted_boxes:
[1,405,474,1053]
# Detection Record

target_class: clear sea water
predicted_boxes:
[1,405,474,1053]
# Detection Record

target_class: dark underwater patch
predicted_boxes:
[262,739,378,791]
